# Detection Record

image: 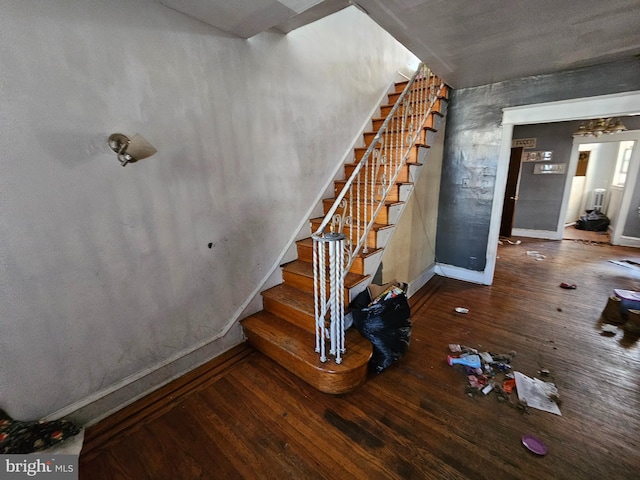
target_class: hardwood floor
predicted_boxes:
[562,225,611,244]
[79,238,640,479]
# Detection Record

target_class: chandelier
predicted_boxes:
[573,118,627,137]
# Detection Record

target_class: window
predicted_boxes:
[613,141,635,187]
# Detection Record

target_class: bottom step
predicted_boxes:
[241,310,372,394]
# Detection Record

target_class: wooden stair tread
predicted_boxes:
[263,283,315,317]
[296,237,383,259]
[354,144,430,152]
[241,311,372,394]
[309,217,394,232]
[334,179,413,187]
[322,197,405,207]
[282,259,368,288]
[380,98,447,110]
[344,161,422,167]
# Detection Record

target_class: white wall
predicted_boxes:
[582,142,618,212]
[0,0,417,423]
[565,176,586,224]
[380,124,445,291]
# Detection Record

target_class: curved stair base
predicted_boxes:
[241,311,372,394]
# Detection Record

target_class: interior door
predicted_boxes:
[500,147,523,237]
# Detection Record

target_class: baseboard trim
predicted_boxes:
[79,343,254,463]
[434,262,489,285]
[618,235,640,248]
[48,322,245,429]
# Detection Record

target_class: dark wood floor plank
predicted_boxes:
[80,238,640,479]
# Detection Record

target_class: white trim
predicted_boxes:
[435,262,489,285]
[486,90,640,285]
[503,91,640,125]
[619,235,640,248]
[556,142,582,235]
[570,129,640,245]
[612,137,640,244]
[46,328,243,424]
[511,228,560,240]
[485,123,513,284]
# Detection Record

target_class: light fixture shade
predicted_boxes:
[126,134,157,161]
[108,133,157,166]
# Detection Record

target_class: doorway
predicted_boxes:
[499,147,523,237]
[566,135,640,246]
[483,91,640,285]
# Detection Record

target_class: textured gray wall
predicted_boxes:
[512,122,575,231]
[436,58,640,270]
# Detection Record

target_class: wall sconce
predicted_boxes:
[108,133,157,166]
[572,118,627,137]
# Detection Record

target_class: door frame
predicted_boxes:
[569,132,640,245]
[483,90,640,285]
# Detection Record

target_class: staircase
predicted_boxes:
[241,67,448,394]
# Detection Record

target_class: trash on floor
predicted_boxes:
[600,290,640,332]
[526,251,546,261]
[608,259,640,273]
[601,324,618,335]
[350,281,411,374]
[522,434,548,455]
[502,378,516,393]
[559,282,577,289]
[446,344,562,415]
[454,307,469,314]
[447,354,481,368]
[499,238,522,246]
[514,372,561,415]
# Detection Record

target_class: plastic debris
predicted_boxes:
[479,352,493,363]
[559,282,577,289]
[447,354,481,368]
[503,378,516,393]
[446,343,561,415]
[455,307,469,314]
[522,434,548,456]
[601,324,617,334]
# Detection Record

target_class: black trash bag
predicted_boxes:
[350,286,411,374]
[575,210,610,231]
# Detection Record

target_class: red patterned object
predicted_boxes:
[0,409,80,454]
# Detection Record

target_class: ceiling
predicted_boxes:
[158,0,640,88]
